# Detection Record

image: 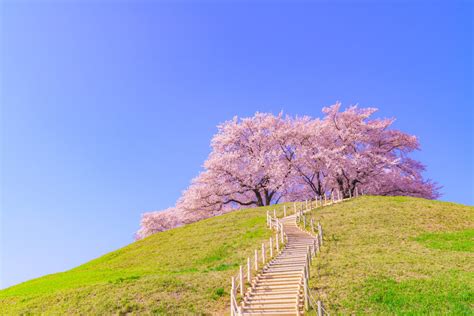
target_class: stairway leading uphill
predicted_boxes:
[241,215,316,315]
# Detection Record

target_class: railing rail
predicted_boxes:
[297,189,361,315]
[230,188,361,315]
[230,211,290,316]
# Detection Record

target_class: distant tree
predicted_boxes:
[135,208,183,240]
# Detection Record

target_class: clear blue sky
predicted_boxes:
[1,1,472,289]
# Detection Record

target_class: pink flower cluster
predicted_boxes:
[136,103,440,239]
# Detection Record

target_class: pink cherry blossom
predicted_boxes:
[136,104,440,239]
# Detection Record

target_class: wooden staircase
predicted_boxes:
[241,215,316,315]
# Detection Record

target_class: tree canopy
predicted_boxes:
[136,104,439,239]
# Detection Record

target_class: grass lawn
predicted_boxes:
[0,203,296,315]
[304,196,474,315]
[2,196,471,315]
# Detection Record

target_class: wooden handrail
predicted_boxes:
[230,192,361,315]
[298,193,363,315]
[229,211,289,315]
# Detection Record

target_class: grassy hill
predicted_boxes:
[1,197,472,315]
[304,196,473,315]
[0,204,289,314]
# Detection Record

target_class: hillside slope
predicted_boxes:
[305,196,473,315]
[0,204,291,314]
[1,197,472,315]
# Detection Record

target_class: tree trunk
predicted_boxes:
[254,189,264,206]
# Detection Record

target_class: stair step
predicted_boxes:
[243,311,299,314]
[257,276,302,281]
[256,277,302,283]
[268,262,306,267]
[260,270,303,275]
[254,281,302,287]
[242,311,299,316]
[243,305,300,311]
[244,308,299,312]
[251,289,301,295]
[264,268,304,273]
[254,285,301,291]
[249,296,301,300]
[246,298,299,304]
[262,271,303,276]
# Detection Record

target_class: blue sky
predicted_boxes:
[1,1,472,289]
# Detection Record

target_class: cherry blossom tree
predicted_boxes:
[136,113,297,239]
[288,116,334,198]
[135,207,183,240]
[183,113,294,211]
[136,104,440,239]
[316,103,438,198]
[363,158,440,199]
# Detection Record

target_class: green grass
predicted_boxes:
[3,197,472,315]
[303,196,474,315]
[414,229,474,252]
[0,203,297,315]
[364,272,473,315]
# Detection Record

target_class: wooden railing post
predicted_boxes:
[308,245,311,261]
[306,246,311,277]
[254,249,258,271]
[261,243,266,264]
[318,222,323,246]
[303,269,309,311]
[276,232,280,252]
[239,265,244,294]
[324,194,327,205]
[247,257,251,281]
[317,300,322,316]
[283,205,287,217]
[311,218,314,233]
[231,276,236,316]
[280,223,284,243]
[296,283,301,316]
[269,237,273,257]
[273,209,276,219]
[266,211,270,227]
